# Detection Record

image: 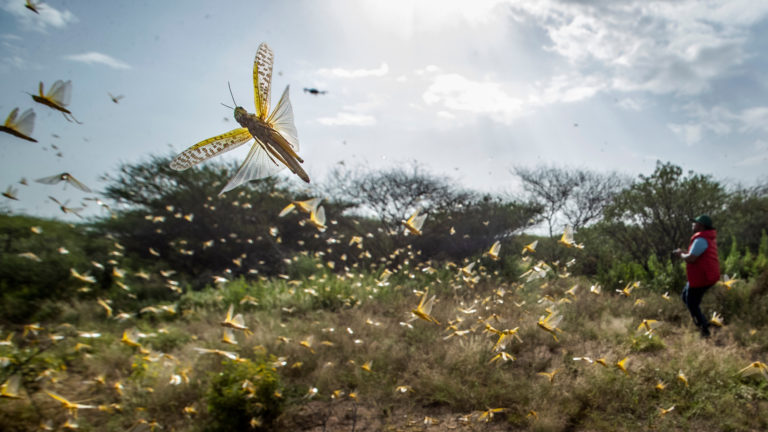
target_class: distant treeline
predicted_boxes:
[0,156,766,322]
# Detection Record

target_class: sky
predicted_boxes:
[1,0,768,220]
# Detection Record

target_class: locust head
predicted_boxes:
[234,106,248,124]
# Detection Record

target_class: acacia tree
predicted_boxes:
[602,161,726,264]
[323,163,474,230]
[513,165,628,236]
[323,163,541,263]
[718,181,768,254]
[418,194,542,262]
[99,155,324,284]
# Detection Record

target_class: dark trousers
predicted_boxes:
[681,283,712,336]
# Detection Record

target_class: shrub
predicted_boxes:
[204,358,284,431]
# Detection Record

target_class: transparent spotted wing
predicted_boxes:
[254,42,274,119]
[170,128,253,170]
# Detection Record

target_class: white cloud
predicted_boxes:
[531,73,605,105]
[2,55,27,70]
[667,123,703,146]
[734,140,768,166]
[317,63,388,78]
[666,103,768,146]
[339,94,388,113]
[422,73,525,124]
[616,97,646,111]
[737,107,768,133]
[508,0,768,96]
[419,70,608,125]
[1,0,77,32]
[64,52,131,69]
[317,112,376,126]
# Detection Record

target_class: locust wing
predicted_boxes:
[0,374,22,399]
[253,42,274,119]
[64,174,92,193]
[411,213,427,232]
[12,108,36,137]
[170,128,252,170]
[219,137,286,195]
[267,85,299,152]
[0,108,37,142]
[561,225,574,244]
[47,80,72,108]
[3,108,19,127]
[36,173,65,185]
[35,173,91,193]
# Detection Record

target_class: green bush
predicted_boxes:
[724,236,742,276]
[205,358,284,431]
[645,254,685,293]
[0,214,112,323]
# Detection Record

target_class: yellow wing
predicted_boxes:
[309,206,326,231]
[278,203,296,217]
[170,128,252,171]
[253,42,274,119]
[295,197,322,214]
[47,391,73,407]
[3,107,19,127]
[738,361,768,379]
[488,241,501,258]
[560,225,573,245]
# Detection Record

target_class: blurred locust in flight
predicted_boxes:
[108,92,124,104]
[171,42,308,195]
[0,108,37,142]
[29,80,82,123]
[25,0,40,14]
[36,172,92,193]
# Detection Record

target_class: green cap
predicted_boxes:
[690,214,714,229]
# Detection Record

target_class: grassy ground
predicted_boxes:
[1,264,767,431]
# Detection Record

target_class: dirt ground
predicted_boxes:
[280,401,526,431]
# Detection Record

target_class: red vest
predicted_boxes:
[685,229,720,288]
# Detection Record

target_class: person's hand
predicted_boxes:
[672,248,683,256]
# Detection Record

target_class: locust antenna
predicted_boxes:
[221,102,233,110]
[228,81,237,107]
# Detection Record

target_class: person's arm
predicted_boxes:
[676,238,708,263]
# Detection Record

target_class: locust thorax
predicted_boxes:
[233,107,248,125]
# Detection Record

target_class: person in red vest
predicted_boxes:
[673,214,720,338]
